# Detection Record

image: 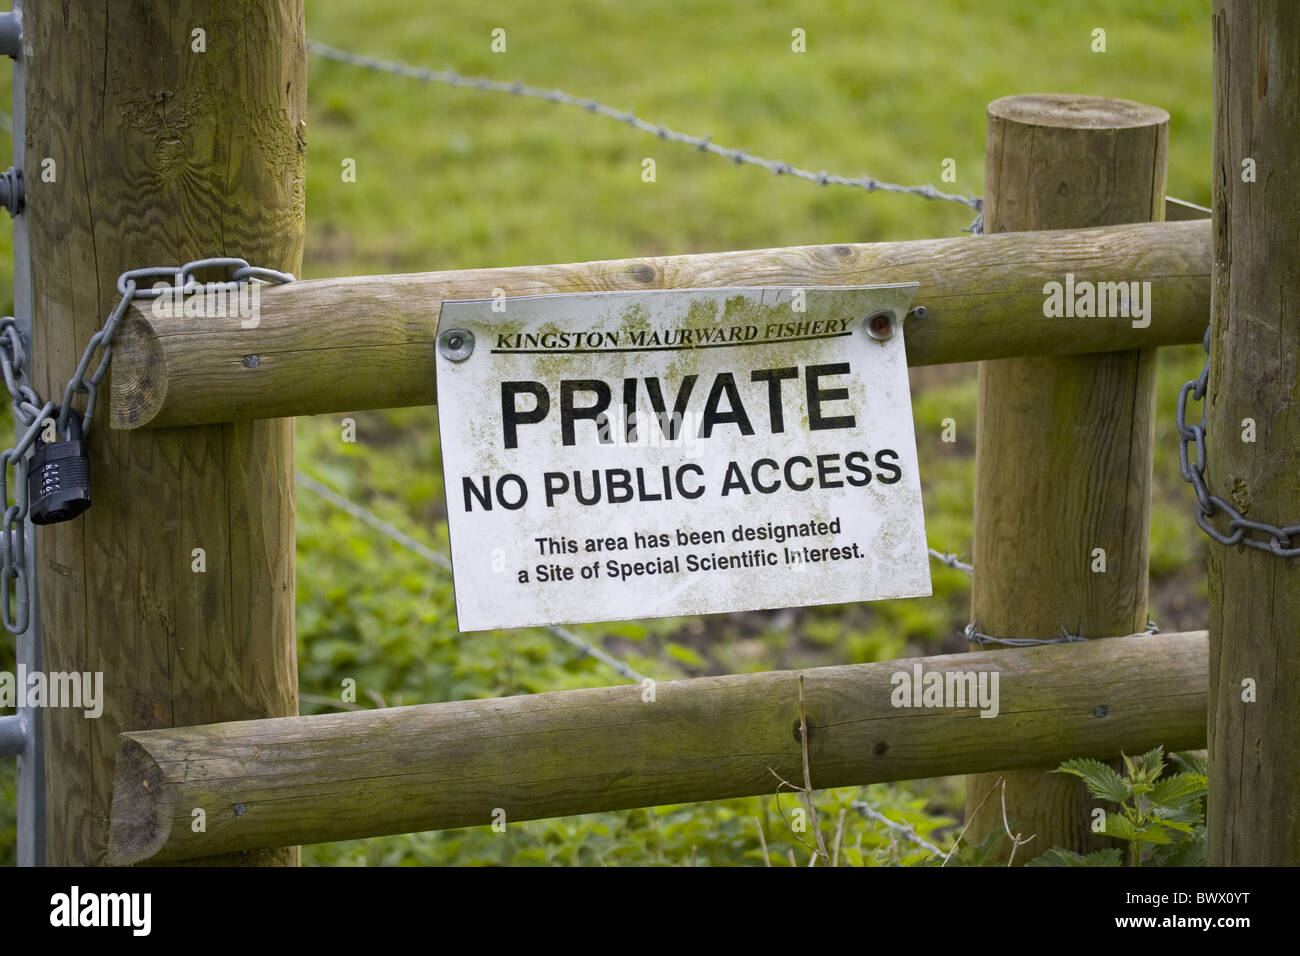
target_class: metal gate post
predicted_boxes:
[3,0,45,868]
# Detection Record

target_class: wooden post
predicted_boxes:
[965,95,1167,860]
[1207,0,1300,865]
[24,1,306,865]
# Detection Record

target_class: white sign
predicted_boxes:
[435,286,930,631]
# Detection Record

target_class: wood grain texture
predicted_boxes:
[1207,0,1300,865]
[26,1,305,865]
[105,631,1208,864]
[108,220,1211,428]
[965,95,1167,860]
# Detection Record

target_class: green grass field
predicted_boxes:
[1,0,1213,865]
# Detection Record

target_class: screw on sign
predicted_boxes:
[866,311,894,340]
[439,328,476,362]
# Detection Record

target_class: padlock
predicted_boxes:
[27,411,92,525]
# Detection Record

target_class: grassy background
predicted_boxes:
[1,0,1212,865]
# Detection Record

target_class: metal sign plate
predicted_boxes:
[435,286,930,631]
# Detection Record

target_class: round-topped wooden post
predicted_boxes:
[964,94,1167,860]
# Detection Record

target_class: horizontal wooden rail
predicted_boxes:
[108,630,1207,863]
[110,219,1210,429]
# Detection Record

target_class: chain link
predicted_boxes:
[53,258,295,438]
[1177,328,1300,557]
[0,258,294,632]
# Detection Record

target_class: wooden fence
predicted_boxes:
[12,0,1297,866]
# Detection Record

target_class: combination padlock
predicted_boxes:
[27,412,92,525]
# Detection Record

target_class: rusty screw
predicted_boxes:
[866,311,894,340]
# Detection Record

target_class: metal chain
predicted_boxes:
[54,258,294,438]
[964,619,1159,649]
[307,40,984,232]
[1178,328,1300,557]
[0,257,294,633]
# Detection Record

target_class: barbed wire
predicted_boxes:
[928,547,973,576]
[295,469,648,683]
[306,40,984,231]
[850,800,945,857]
[297,469,454,570]
[964,618,1159,649]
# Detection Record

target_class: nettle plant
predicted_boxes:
[1035,748,1207,867]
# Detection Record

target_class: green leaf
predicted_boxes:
[1151,803,1202,826]
[1150,773,1208,810]
[1147,816,1195,835]
[839,845,865,868]
[1106,813,1171,845]
[1027,847,1123,867]
[1170,751,1208,777]
[1135,826,1173,845]
[1103,812,1141,841]
[1129,746,1167,784]
[950,828,1006,867]
[1152,828,1207,867]
[1056,758,1130,804]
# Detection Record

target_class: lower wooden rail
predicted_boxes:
[108,630,1207,864]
